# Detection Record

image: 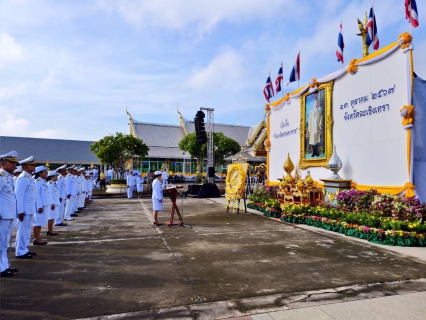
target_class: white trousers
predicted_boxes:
[79,193,85,208]
[55,201,65,225]
[15,214,34,256]
[73,194,80,211]
[127,186,133,198]
[0,219,13,272]
[65,196,75,219]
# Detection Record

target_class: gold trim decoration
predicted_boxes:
[299,80,334,170]
[309,78,317,89]
[347,58,358,74]
[398,32,413,50]
[264,138,271,152]
[350,181,415,198]
[283,93,290,101]
[400,105,415,126]
[265,103,271,115]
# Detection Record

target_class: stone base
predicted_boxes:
[106,184,128,194]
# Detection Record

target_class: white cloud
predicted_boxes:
[0,114,29,135]
[0,85,26,99]
[39,70,59,93]
[0,33,24,65]
[97,0,294,35]
[185,49,244,91]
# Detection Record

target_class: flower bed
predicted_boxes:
[248,188,426,247]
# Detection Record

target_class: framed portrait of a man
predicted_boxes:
[299,80,334,169]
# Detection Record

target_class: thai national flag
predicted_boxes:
[275,63,283,93]
[287,53,300,86]
[405,0,419,28]
[263,75,274,102]
[366,5,379,50]
[336,22,344,63]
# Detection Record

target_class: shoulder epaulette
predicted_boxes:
[0,171,5,177]
[48,181,53,184]
[35,178,39,182]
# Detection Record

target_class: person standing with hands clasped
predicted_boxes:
[152,171,163,226]
[0,151,19,277]
[15,156,37,259]
[33,166,50,245]
[46,170,60,236]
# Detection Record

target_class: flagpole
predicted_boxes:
[341,20,343,69]
[298,51,300,89]
[372,0,375,53]
[281,61,283,97]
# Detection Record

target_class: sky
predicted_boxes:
[0,0,425,141]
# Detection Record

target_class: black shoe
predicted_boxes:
[70,213,78,217]
[27,252,37,256]
[153,223,163,226]
[55,222,68,226]
[16,254,32,259]
[0,270,14,277]
[6,268,18,273]
[47,231,59,236]
[75,210,81,213]
[33,240,48,245]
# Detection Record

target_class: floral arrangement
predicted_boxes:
[248,187,426,247]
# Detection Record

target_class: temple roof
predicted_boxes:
[0,136,101,164]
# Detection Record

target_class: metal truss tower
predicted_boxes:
[201,107,214,183]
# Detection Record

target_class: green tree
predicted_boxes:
[90,133,149,170]
[178,132,240,172]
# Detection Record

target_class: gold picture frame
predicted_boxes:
[299,80,334,169]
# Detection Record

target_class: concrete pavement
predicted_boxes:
[0,196,425,319]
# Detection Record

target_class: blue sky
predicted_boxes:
[0,0,425,141]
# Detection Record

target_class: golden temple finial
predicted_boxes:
[283,153,295,183]
[356,11,369,57]
[125,105,132,121]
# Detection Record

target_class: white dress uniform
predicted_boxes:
[0,164,17,272]
[162,171,169,189]
[55,170,67,225]
[126,174,136,198]
[136,176,144,192]
[78,173,86,208]
[73,173,81,212]
[64,171,77,220]
[85,175,93,200]
[152,177,163,210]
[34,177,50,227]
[48,181,60,220]
[15,168,37,256]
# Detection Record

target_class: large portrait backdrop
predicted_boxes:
[268,45,411,187]
[299,81,334,169]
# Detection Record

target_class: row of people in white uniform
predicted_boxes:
[0,151,94,278]
[125,169,170,199]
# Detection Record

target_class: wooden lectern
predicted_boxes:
[164,185,191,228]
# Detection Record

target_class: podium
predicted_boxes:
[164,186,191,228]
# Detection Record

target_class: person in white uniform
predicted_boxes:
[0,151,19,277]
[46,170,60,236]
[55,165,68,227]
[136,174,144,198]
[85,172,93,202]
[13,166,22,180]
[64,166,77,221]
[33,166,50,245]
[152,171,163,226]
[15,156,37,259]
[162,169,169,190]
[126,171,136,199]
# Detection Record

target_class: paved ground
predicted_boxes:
[1,196,425,319]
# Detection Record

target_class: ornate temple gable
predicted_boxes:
[177,107,188,136]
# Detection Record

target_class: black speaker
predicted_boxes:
[194,111,207,144]
[208,166,215,178]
